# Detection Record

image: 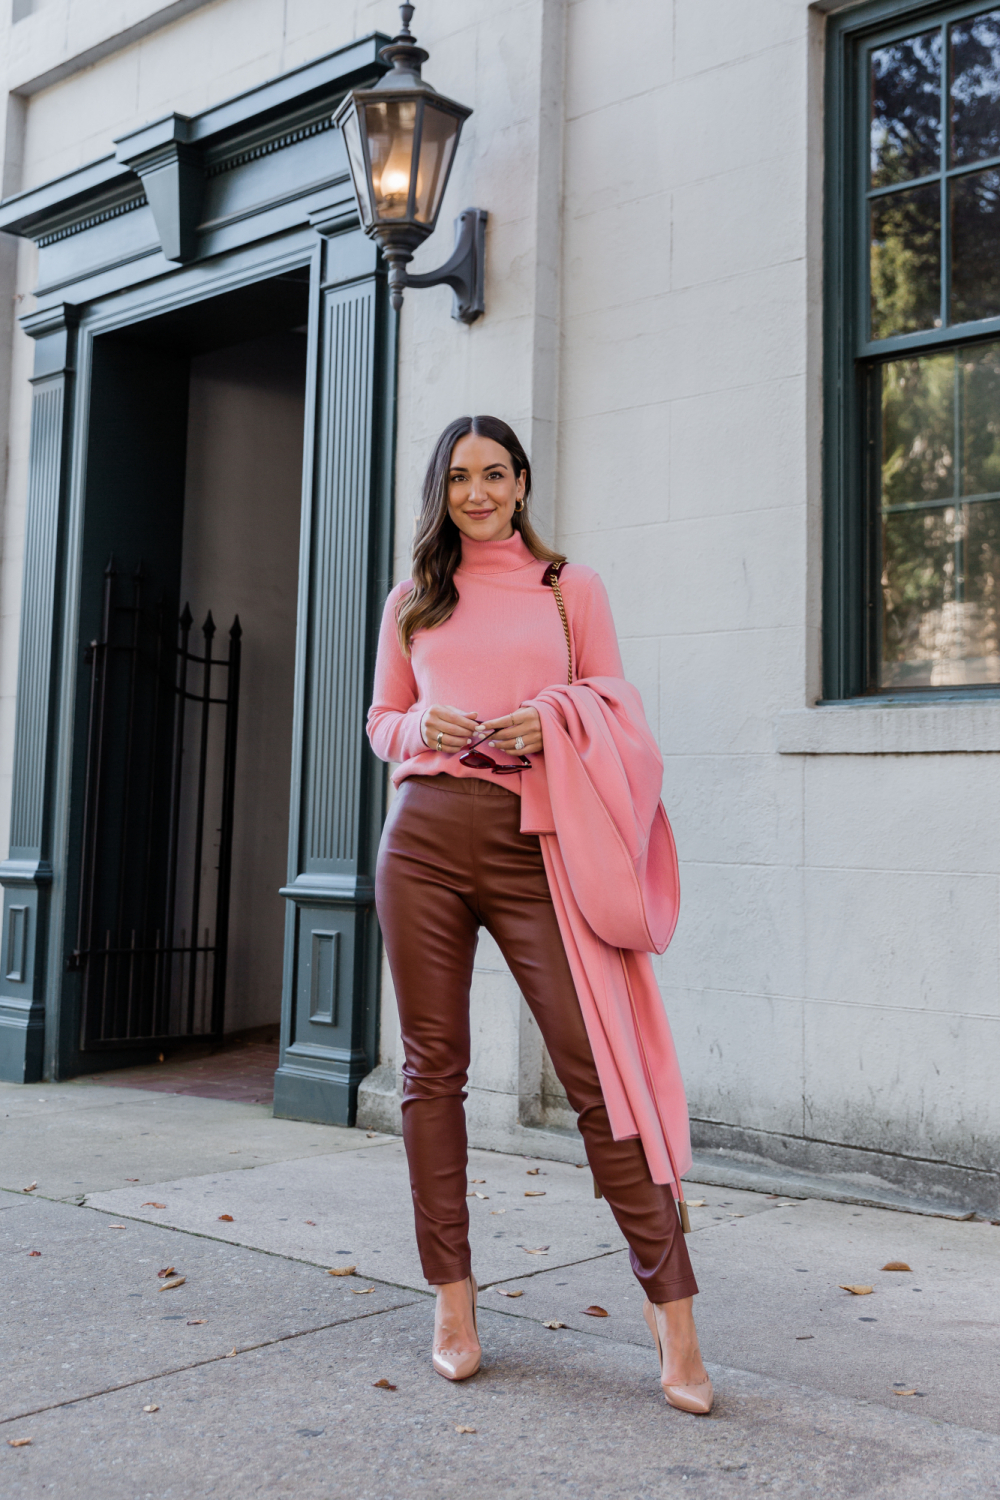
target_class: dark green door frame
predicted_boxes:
[0,38,395,1126]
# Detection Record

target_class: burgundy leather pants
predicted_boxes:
[375,774,698,1304]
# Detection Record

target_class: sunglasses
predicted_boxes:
[459,727,532,775]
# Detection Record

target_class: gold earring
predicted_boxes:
[514,497,525,512]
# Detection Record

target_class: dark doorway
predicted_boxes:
[67,271,309,1066]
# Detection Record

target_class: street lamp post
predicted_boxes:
[334,4,487,323]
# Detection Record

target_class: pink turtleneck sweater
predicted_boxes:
[367,531,624,788]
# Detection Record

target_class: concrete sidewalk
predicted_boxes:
[2,1078,999,1499]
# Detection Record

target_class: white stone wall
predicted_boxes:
[0,0,998,1201]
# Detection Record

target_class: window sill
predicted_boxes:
[774,700,1000,755]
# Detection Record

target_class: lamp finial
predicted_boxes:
[378,0,429,80]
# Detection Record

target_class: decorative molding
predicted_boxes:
[10,378,68,853]
[206,113,339,177]
[115,117,203,263]
[303,281,376,869]
[34,192,147,248]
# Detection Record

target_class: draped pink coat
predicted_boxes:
[520,678,691,1189]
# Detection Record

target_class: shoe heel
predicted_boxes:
[643,1297,714,1416]
[432,1275,481,1383]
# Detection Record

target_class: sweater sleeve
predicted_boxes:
[366,584,428,764]
[568,570,625,679]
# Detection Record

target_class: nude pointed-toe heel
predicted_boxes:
[433,1274,481,1382]
[642,1298,714,1415]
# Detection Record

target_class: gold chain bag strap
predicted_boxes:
[542,562,573,684]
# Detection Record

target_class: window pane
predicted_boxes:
[950,9,1000,164]
[962,499,1000,678]
[951,168,1000,322]
[870,30,942,187]
[881,504,958,685]
[961,338,1000,494]
[882,350,955,509]
[871,184,942,338]
[881,501,1000,684]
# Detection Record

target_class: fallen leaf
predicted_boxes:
[687,1199,707,1207]
[125,1178,139,1182]
[366,1131,377,1138]
[454,1425,476,1434]
[495,1288,523,1298]
[882,1261,912,1272]
[352,1287,375,1295]
[469,1179,486,1184]
[142,1202,166,1210]
[524,1191,546,1197]
[7,1438,31,1447]
[526,1169,540,1176]
[109,1225,127,1230]
[583,1305,609,1318]
[490,1209,506,1215]
[473,1192,488,1199]
[574,1163,588,1169]
[730,1213,745,1218]
[158,1276,186,1291]
[839,1284,874,1296]
[305,1220,316,1226]
[892,1389,918,1397]
[187,1320,207,1326]
[328,1265,357,1277]
[524,1246,549,1255]
[542,1320,566,1330]
[371,1378,397,1390]
[226,1348,237,1358]
[157,1267,176,1278]
[795,1335,814,1340]
[28,1250,41,1257]
[22,1182,37,1193]
[217,1214,234,1222]
[142,1404,160,1413]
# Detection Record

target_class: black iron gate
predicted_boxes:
[72,560,241,1049]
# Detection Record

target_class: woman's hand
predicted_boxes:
[476,706,543,756]
[421,704,480,753]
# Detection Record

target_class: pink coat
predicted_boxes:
[519,678,691,1189]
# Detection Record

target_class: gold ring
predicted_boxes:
[436,731,443,751]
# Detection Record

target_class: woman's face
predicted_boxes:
[446,434,526,543]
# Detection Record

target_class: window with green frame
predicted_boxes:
[826,1,1000,695]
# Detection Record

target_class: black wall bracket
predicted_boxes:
[397,207,487,324]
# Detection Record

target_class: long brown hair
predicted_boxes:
[396,415,565,654]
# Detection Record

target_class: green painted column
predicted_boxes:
[0,308,76,1083]
[273,242,394,1126]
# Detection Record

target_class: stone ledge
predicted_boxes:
[775,701,1000,755]
[690,1119,998,1220]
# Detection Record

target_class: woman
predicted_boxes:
[367,415,712,1413]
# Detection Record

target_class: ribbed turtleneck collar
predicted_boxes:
[458,529,535,575]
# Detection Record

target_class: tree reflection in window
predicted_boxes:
[881,340,1000,686]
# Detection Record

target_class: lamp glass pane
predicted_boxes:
[340,105,373,228]
[363,99,417,220]
[413,104,461,225]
